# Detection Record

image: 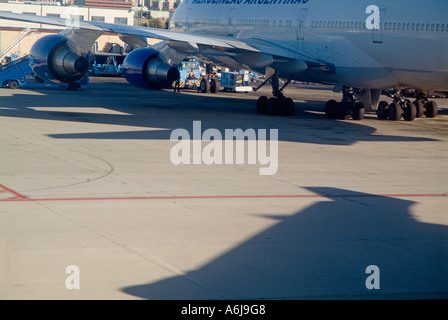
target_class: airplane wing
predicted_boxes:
[0,12,324,68]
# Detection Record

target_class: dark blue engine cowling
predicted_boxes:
[29,34,89,83]
[123,47,180,90]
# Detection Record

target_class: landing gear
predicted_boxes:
[255,72,294,116]
[325,87,365,120]
[376,90,438,121]
[257,95,294,116]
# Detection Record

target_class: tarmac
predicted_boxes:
[0,77,447,300]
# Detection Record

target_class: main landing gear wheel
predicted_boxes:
[257,96,269,114]
[377,91,438,121]
[388,102,402,121]
[257,96,294,116]
[325,100,338,119]
[255,72,295,116]
[352,102,366,120]
[424,100,438,118]
[324,101,365,120]
[376,101,389,120]
[325,88,365,120]
[402,99,416,121]
[386,100,416,122]
[413,100,424,118]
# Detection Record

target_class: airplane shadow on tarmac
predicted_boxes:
[121,187,448,300]
[0,88,439,146]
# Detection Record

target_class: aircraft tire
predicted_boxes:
[325,100,338,119]
[377,101,389,120]
[281,98,295,116]
[403,100,417,121]
[388,102,402,121]
[336,102,351,120]
[352,102,365,120]
[424,100,438,118]
[267,97,282,115]
[257,96,269,114]
[413,100,424,118]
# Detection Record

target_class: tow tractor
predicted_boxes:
[173,59,202,90]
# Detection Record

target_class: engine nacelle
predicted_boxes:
[123,47,180,90]
[29,34,89,83]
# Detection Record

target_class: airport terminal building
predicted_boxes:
[0,1,137,58]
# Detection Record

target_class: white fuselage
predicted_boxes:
[171,0,448,90]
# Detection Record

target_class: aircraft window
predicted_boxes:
[355,22,358,29]
[397,23,401,30]
[416,23,420,31]
[431,24,435,31]
[411,23,415,31]
[436,24,440,31]
[350,22,354,28]
[393,23,396,30]
[442,24,445,32]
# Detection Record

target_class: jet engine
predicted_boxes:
[123,47,180,90]
[29,34,89,83]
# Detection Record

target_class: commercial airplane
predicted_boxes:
[0,0,447,121]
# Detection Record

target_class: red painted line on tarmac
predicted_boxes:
[0,184,28,200]
[0,193,446,202]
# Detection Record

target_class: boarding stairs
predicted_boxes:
[0,27,33,61]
